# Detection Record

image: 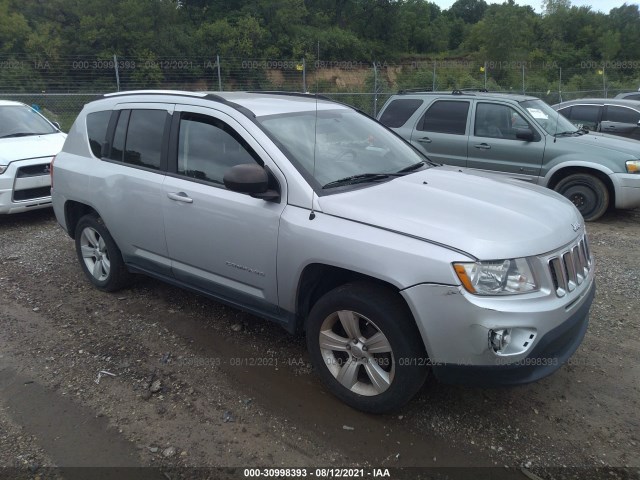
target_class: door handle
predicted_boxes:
[167,192,193,203]
[417,137,432,143]
[474,143,491,150]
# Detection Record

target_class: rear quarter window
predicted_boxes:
[379,99,424,128]
[86,111,112,158]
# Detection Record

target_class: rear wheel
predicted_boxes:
[74,214,131,292]
[306,282,428,413]
[554,173,609,221]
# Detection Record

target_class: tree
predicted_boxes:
[448,0,487,24]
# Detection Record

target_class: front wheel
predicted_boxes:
[554,173,609,222]
[74,214,132,292]
[306,282,428,413]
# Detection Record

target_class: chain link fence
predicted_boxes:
[2,54,639,129]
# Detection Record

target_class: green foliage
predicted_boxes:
[0,0,638,94]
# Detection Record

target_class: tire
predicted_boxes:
[306,282,428,413]
[74,214,132,292]
[554,173,609,222]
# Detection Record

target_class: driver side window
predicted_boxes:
[475,103,533,140]
[177,113,261,186]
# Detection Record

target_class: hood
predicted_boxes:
[0,132,66,164]
[318,166,581,260]
[556,132,640,158]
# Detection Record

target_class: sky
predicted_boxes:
[430,0,640,13]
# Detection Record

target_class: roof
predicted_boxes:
[393,90,538,103]
[0,100,27,107]
[98,90,349,117]
[553,98,640,109]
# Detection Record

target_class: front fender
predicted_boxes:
[540,157,616,187]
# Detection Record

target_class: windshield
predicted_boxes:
[0,105,57,138]
[258,109,427,188]
[520,99,576,135]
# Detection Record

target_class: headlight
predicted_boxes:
[0,165,7,174]
[626,160,640,173]
[453,258,539,295]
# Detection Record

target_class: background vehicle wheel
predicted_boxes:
[306,282,428,413]
[74,214,131,292]
[554,173,609,221]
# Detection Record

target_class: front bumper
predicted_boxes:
[611,172,640,209]
[401,270,595,386]
[430,281,594,386]
[0,158,53,214]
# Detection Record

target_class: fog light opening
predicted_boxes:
[489,329,511,354]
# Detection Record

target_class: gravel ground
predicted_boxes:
[0,208,639,480]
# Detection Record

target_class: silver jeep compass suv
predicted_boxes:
[52,91,595,413]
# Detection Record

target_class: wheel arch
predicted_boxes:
[64,200,99,239]
[546,166,615,208]
[295,263,410,334]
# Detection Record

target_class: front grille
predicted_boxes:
[16,164,50,177]
[548,235,592,297]
[13,186,51,201]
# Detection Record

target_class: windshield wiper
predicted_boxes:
[0,132,42,139]
[323,162,430,189]
[323,173,397,189]
[554,130,581,137]
[396,161,427,174]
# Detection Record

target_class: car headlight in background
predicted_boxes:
[626,160,640,173]
[453,258,538,295]
[0,165,7,174]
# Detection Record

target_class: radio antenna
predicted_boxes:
[309,48,320,221]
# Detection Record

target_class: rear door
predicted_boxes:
[97,103,173,275]
[467,101,546,181]
[601,105,640,140]
[409,99,470,167]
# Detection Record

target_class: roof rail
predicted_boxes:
[398,88,434,94]
[246,90,332,101]
[451,88,489,95]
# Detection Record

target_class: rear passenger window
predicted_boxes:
[86,111,111,158]
[418,100,469,135]
[177,113,260,186]
[605,106,640,124]
[379,99,423,128]
[108,109,167,170]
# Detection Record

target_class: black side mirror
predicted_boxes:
[515,128,535,142]
[223,164,280,201]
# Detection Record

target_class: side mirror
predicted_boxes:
[515,128,535,142]
[223,164,280,201]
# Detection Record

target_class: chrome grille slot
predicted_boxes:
[583,236,592,265]
[562,252,576,292]
[571,246,583,285]
[548,235,592,297]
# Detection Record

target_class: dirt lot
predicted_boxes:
[0,208,639,480]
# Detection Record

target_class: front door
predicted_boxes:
[467,102,546,181]
[162,105,286,314]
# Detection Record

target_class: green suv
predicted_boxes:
[377,90,640,221]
